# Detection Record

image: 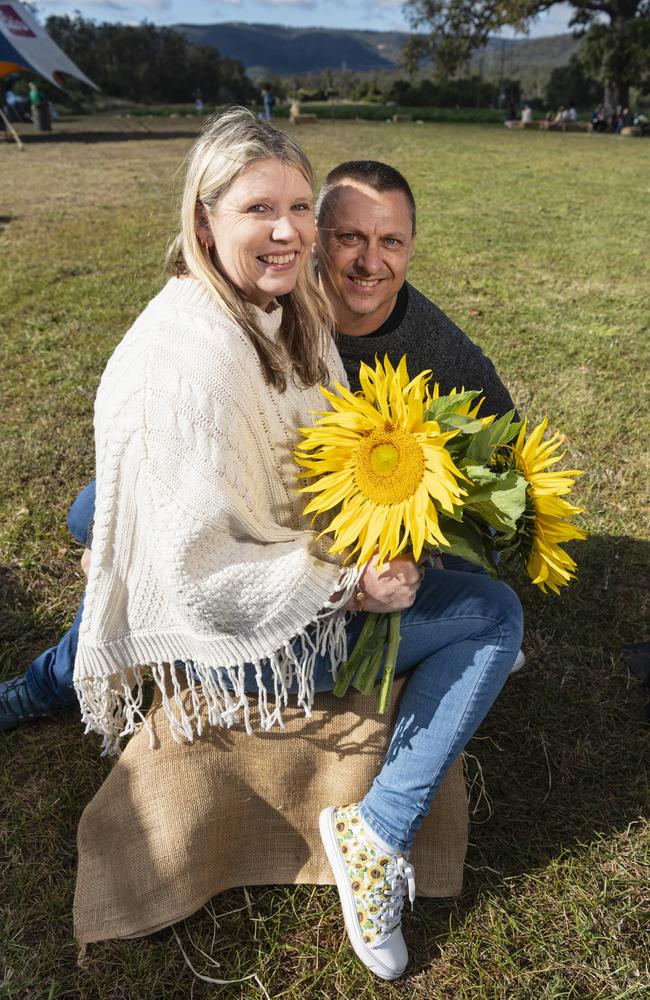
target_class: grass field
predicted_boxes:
[69,103,506,123]
[1,117,649,999]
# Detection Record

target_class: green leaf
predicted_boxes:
[462,409,521,464]
[437,516,497,575]
[439,500,464,521]
[462,467,528,534]
[494,507,536,563]
[439,413,486,434]
[461,464,504,484]
[423,390,483,424]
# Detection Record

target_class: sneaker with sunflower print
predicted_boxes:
[319,803,416,980]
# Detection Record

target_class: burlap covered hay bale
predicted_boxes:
[74,675,468,944]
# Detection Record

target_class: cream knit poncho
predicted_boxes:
[74,277,360,753]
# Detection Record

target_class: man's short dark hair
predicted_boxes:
[316,160,417,235]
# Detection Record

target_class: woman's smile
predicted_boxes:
[257,250,300,269]
[204,158,315,310]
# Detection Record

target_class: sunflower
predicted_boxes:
[296,356,467,564]
[509,418,587,594]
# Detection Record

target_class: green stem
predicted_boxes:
[377,611,402,714]
[350,653,372,693]
[352,615,388,693]
[354,645,385,696]
[333,612,380,698]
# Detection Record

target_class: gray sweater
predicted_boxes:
[336,282,515,418]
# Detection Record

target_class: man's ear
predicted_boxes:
[195,202,213,249]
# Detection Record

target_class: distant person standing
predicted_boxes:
[193,88,204,115]
[521,104,533,124]
[261,84,275,121]
[613,105,624,133]
[567,102,578,122]
[29,81,50,131]
[28,81,45,112]
[4,85,28,122]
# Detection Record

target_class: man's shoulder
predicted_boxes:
[400,284,515,417]
[401,282,467,340]
[397,282,496,373]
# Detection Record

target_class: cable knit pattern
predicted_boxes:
[74,277,360,753]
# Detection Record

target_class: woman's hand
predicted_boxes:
[81,547,92,578]
[346,554,423,614]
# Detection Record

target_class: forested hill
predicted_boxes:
[175,23,398,74]
[174,21,580,76]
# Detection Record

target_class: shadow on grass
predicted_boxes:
[14,129,200,145]
[0,565,81,680]
[1,533,647,992]
[0,566,43,673]
[404,531,649,971]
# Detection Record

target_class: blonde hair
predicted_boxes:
[167,107,332,391]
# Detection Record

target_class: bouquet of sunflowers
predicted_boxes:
[295,356,586,712]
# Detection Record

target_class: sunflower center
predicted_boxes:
[371,443,399,475]
[355,427,425,504]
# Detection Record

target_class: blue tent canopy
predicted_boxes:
[0,2,97,89]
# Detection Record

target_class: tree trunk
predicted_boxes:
[603,12,631,112]
[604,77,629,112]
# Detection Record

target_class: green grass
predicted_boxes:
[1,116,649,999]
[66,101,506,123]
[278,103,505,123]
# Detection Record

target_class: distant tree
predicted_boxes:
[402,0,650,109]
[45,15,256,105]
[387,74,520,107]
[545,55,602,109]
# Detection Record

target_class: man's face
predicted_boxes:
[317,179,415,335]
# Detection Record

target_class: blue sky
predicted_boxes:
[34,0,576,39]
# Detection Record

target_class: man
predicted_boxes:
[316,160,514,413]
[0,160,518,730]
[261,85,275,121]
[3,84,29,122]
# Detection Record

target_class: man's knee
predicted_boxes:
[67,481,96,546]
[489,579,524,641]
[458,573,523,638]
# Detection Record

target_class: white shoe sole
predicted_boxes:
[511,650,526,673]
[319,807,407,981]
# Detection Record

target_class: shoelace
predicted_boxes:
[369,857,417,940]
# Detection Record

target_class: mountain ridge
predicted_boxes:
[175,21,580,78]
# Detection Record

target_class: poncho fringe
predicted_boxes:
[75,565,361,756]
[75,279,359,755]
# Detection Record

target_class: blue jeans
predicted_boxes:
[23,481,498,717]
[24,482,96,706]
[359,569,521,852]
[245,569,522,853]
[26,481,521,853]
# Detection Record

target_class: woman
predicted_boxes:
[75,108,523,981]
